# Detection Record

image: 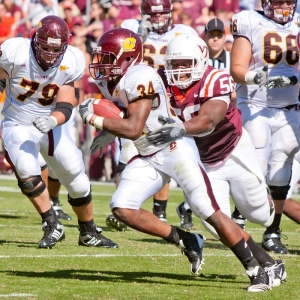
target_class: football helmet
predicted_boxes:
[33,15,69,69]
[262,0,297,24]
[140,0,172,34]
[89,28,143,80]
[164,34,209,89]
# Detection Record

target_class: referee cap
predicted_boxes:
[205,18,225,33]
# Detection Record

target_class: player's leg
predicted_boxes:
[176,198,194,230]
[2,123,64,248]
[41,125,118,248]
[152,183,169,222]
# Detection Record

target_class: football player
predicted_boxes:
[230,0,299,254]
[0,15,118,249]
[146,33,286,290]
[81,28,277,292]
[117,0,198,225]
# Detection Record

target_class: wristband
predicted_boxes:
[48,116,58,127]
[86,114,104,129]
[244,71,257,85]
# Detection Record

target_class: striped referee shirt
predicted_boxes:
[209,49,231,72]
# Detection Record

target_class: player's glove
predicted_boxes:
[137,14,152,42]
[146,115,186,145]
[79,98,94,123]
[32,116,57,133]
[266,75,298,89]
[245,64,268,91]
[90,130,115,158]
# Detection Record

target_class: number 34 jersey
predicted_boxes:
[0,38,85,125]
[231,10,300,108]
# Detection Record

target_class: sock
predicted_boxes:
[247,237,275,266]
[40,207,57,223]
[266,213,282,232]
[153,199,167,212]
[164,225,191,246]
[230,238,255,269]
[78,219,94,232]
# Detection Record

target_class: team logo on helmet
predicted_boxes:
[121,38,137,52]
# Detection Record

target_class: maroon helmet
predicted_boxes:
[89,28,143,81]
[33,15,69,68]
[262,0,297,24]
[140,0,172,34]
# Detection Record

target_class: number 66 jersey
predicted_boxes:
[231,10,300,108]
[0,38,85,125]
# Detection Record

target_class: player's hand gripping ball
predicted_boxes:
[92,98,125,119]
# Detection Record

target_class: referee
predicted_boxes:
[204,18,231,72]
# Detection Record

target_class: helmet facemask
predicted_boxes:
[148,12,172,34]
[263,0,297,23]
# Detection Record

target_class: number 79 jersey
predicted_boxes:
[0,38,85,125]
[231,10,300,108]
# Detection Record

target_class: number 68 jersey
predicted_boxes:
[0,38,85,125]
[231,10,300,108]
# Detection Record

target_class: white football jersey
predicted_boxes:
[96,63,181,156]
[231,10,300,108]
[121,20,198,70]
[0,38,85,125]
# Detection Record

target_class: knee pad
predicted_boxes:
[48,176,59,182]
[116,162,127,174]
[18,175,46,198]
[269,184,290,200]
[40,164,47,171]
[68,189,92,207]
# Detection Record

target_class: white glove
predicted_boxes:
[79,98,94,123]
[32,116,57,133]
[90,130,115,158]
[137,14,152,43]
[146,115,186,145]
[245,64,268,91]
[266,75,297,89]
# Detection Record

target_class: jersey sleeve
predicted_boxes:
[231,10,252,39]
[64,46,86,83]
[0,38,27,75]
[125,66,162,102]
[120,19,140,33]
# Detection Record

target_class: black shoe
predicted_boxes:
[231,210,246,230]
[106,214,127,232]
[51,199,72,221]
[37,220,65,249]
[176,202,194,230]
[178,233,205,275]
[264,260,287,287]
[246,265,271,292]
[79,224,119,248]
[262,230,288,254]
[153,210,167,223]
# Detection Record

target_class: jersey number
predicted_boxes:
[143,44,167,69]
[17,78,59,106]
[263,33,298,65]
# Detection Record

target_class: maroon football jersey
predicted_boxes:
[159,66,243,164]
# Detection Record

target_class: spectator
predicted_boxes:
[210,0,240,21]
[108,0,141,27]
[171,0,183,24]
[3,0,27,37]
[182,0,210,25]
[58,0,81,20]
[0,2,15,44]
[23,0,58,27]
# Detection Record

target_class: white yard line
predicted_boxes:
[0,294,36,298]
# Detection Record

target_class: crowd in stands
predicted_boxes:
[0,0,272,181]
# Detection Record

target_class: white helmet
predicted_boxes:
[164,34,209,89]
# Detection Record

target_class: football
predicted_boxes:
[92,98,124,119]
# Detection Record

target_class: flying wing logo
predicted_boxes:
[121,38,136,52]
[59,65,68,71]
[38,21,43,28]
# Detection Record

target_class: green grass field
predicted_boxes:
[0,176,300,300]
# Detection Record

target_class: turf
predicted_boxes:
[0,176,300,300]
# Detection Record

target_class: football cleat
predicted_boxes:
[231,209,246,230]
[264,260,287,287]
[262,230,288,254]
[176,201,194,231]
[79,224,119,248]
[37,220,65,249]
[178,233,205,275]
[51,199,72,221]
[246,265,271,292]
[106,214,127,231]
[153,210,167,223]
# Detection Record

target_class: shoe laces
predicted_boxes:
[42,221,56,238]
